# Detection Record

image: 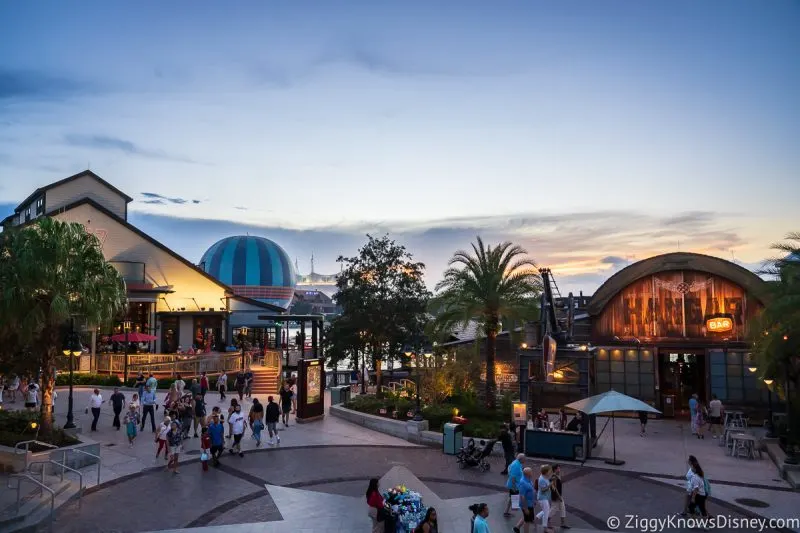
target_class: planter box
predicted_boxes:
[0,434,100,474]
[330,404,427,441]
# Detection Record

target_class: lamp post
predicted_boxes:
[62,321,84,430]
[764,378,776,438]
[122,319,131,384]
[238,326,249,370]
[405,343,431,422]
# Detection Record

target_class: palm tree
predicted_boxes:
[432,237,542,409]
[0,218,127,433]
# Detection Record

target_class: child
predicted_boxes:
[156,416,171,460]
[695,404,707,440]
[167,421,183,474]
[124,405,140,447]
[200,426,211,472]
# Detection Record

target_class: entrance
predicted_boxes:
[659,350,706,415]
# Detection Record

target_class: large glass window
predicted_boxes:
[594,348,655,400]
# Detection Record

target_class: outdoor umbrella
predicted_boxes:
[565,390,660,465]
[110,332,157,343]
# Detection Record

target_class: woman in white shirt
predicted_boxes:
[87,389,104,431]
[25,382,39,410]
[688,460,709,518]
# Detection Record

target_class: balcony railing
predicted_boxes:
[95,352,250,378]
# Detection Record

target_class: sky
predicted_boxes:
[1,1,798,292]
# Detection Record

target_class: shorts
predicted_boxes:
[509,488,519,496]
[523,508,535,522]
[25,402,36,408]
[169,445,183,455]
[709,416,721,425]
[551,498,566,518]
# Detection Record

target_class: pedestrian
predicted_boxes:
[688,458,710,519]
[164,382,180,411]
[8,375,20,403]
[265,396,281,445]
[514,467,535,533]
[109,387,126,430]
[249,398,264,446]
[638,410,648,437]
[695,402,707,439]
[279,382,293,427]
[166,420,183,474]
[217,372,227,401]
[708,394,724,439]
[228,404,247,457]
[134,372,146,405]
[558,407,568,430]
[193,394,206,438]
[207,413,225,467]
[179,394,193,439]
[145,373,158,394]
[417,507,438,533]
[156,416,171,461]
[227,398,239,439]
[244,367,254,399]
[499,423,515,475]
[86,388,103,431]
[235,370,246,401]
[190,378,201,398]
[536,465,554,533]
[504,453,524,518]
[200,426,211,472]
[550,464,570,529]
[689,393,699,435]
[174,374,186,397]
[130,392,140,413]
[124,405,140,447]
[290,378,297,414]
[472,502,491,533]
[200,372,209,399]
[141,386,158,432]
[24,382,39,411]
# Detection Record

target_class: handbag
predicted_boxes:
[511,494,520,510]
[200,452,209,461]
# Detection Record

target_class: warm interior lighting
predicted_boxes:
[748,367,758,373]
[521,342,528,349]
[763,379,774,385]
[553,370,564,379]
[783,335,789,341]
[453,408,459,416]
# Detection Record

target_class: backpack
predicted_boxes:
[703,478,711,496]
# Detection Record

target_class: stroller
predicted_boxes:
[456,438,496,472]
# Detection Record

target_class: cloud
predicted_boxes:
[140,192,196,205]
[0,69,97,101]
[600,256,628,267]
[63,134,201,164]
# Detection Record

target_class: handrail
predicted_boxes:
[8,473,55,521]
[63,448,102,486]
[27,460,84,498]
[15,440,59,454]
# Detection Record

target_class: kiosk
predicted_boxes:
[296,358,325,423]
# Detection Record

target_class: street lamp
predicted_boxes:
[763,378,776,438]
[62,325,83,429]
[238,327,249,369]
[122,319,132,383]
[404,343,431,422]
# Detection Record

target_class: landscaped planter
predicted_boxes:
[0,434,100,474]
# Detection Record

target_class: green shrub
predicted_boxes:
[55,373,121,387]
[0,410,79,449]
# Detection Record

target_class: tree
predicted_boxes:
[332,235,430,393]
[750,232,800,449]
[0,218,127,433]
[432,237,542,409]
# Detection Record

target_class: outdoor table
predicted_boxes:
[721,424,745,447]
[724,411,746,428]
[730,433,759,459]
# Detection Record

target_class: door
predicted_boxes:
[659,351,706,415]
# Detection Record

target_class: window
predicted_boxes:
[24,207,31,222]
[35,197,44,215]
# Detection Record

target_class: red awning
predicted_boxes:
[110,332,157,342]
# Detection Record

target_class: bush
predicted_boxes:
[0,410,79,449]
[55,373,121,387]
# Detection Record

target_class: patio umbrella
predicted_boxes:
[565,390,660,465]
[110,332,157,343]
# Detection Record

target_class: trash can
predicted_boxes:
[442,423,464,455]
[330,386,351,405]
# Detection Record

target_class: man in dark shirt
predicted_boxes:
[193,394,206,438]
[499,423,516,475]
[244,368,254,399]
[109,388,126,430]
[265,396,281,445]
[207,413,225,466]
[551,464,570,529]
[235,371,247,401]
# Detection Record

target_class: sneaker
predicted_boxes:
[276,435,280,444]
[239,452,244,458]
[267,439,274,446]
[229,449,234,455]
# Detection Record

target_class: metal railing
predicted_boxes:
[96,352,250,378]
[14,440,58,471]
[27,460,84,502]
[63,448,101,487]
[7,474,55,521]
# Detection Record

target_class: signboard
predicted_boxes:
[512,402,527,426]
[543,334,557,382]
[706,314,733,333]
[296,358,325,423]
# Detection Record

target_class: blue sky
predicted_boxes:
[1,1,798,291]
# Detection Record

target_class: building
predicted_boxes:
[290,289,339,316]
[1,170,283,355]
[519,252,770,416]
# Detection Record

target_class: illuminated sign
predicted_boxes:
[706,315,733,333]
[512,402,527,426]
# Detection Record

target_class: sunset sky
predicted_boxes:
[1,1,798,291]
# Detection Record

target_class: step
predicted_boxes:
[0,477,80,532]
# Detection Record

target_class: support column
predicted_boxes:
[311,319,318,358]
[300,321,306,360]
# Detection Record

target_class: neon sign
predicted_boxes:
[706,316,733,333]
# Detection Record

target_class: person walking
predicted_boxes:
[244,367,254,399]
[207,413,225,467]
[193,394,206,438]
[708,394,724,439]
[227,398,239,439]
[249,398,265,447]
[199,372,209,399]
[550,464,570,529]
[24,382,39,411]
[87,389,103,431]
[689,393,699,435]
[472,502,491,533]
[134,373,146,407]
[228,404,247,457]
[200,427,211,472]
[688,459,710,519]
[279,382,293,427]
[130,392,140,413]
[166,420,183,474]
[365,478,385,533]
[217,372,227,401]
[265,396,281,445]
[638,410,649,437]
[141,386,158,432]
[8,375,20,403]
[536,465,554,533]
[514,467,535,533]
[695,402,707,439]
[417,507,438,533]
[156,416,171,461]
[235,370,247,401]
[164,382,180,411]
[499,423,516,475]
[290,379,297,414]
[110,387,126,430]
[504,453,525,518]
[190,378,201,398]
[124,405,140,447]
[145,373,158,394]
[174,374,186,397]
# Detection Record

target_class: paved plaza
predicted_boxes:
[2,387,798,533]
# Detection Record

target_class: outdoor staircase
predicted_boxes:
[0,468,83,532]
[250,365,280,397]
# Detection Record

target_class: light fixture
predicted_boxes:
[748,367,758,373]
[30,422,38,430]
[521,342,528,349]
[784,335,789,341]
[241,326,249,336]
[123,320,132,331]
[553,370,564,379]
[764,379,774,386]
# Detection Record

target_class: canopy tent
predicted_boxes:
[565,390,661,465]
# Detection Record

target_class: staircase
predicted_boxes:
[250,365,280,397]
